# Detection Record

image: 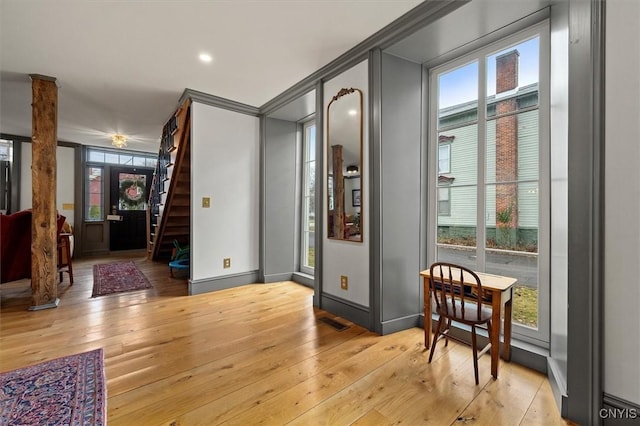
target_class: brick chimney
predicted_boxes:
[495,50,519,234]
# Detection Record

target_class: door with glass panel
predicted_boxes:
[109,167,154,250]
[429,24,549,344]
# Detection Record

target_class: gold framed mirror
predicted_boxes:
[327,87,363,242]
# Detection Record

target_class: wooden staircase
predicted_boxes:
[147,101,191,260]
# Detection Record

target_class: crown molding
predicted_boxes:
[179,88,260,116]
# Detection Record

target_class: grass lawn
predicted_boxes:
[308,247,315,268]
[513,285,538,328]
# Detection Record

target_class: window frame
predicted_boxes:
[438,143,451,174]
[427,22,551,346]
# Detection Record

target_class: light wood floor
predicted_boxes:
[0,252,571,425]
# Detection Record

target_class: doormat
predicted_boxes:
[318,316,350,331]
[92,261,152,297]
[0,348,106,425]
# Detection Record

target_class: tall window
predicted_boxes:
[429,23,549,345]
[87,147,157,168]
[300,121,316,274]
[85,167,103,221]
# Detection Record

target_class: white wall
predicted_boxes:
[604,0,640,405]
[191,102,260,281]
[20,143,76,225]
[323,60,369,307]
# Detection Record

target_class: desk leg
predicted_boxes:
[423,277,431,348]
[502,288,513,361]
[490,292,502,379]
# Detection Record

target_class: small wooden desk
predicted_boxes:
[420,269,517,379]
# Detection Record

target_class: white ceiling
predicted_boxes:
[0,0,423,153]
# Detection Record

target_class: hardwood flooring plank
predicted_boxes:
[454,360,545,425]
[288,331,484,426]
[220,329,415,425]
[160,330,383,425]
[520,378,574,426]
[352,409,390,426]
[106,316,359,409]
[114,328,372,425]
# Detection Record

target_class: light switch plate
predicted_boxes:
[223,258,231,269]
[202,197,211,208]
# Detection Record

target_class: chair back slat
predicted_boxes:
[429,262,484,322]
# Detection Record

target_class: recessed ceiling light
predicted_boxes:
[199,53,213,63]
[348,109,357,116]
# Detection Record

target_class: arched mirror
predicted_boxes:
[327,87,363,242]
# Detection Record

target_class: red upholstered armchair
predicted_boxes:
[0,210,65,284]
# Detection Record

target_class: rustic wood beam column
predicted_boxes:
[29,74,59,310]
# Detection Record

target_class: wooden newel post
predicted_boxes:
[29,74,59,310]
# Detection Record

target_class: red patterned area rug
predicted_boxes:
[0,349,106,425]
[92,261,152,297]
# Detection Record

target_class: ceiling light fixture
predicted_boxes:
[112,134,127,148]
[199,53,213,63]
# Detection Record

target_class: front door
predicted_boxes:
[109,167,153,251]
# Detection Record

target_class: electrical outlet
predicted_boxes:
[223,257,231,269]
[340,275,348,290]
[202,197,211,208]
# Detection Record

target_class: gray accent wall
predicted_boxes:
[565,0,605,423]
[263,117,298,281]
[377,52,423,333]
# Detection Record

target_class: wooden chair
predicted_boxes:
[427,262,492,385]
[57,233,74,285]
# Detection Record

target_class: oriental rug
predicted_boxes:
[92,261,152,297]
[0,349,106,425]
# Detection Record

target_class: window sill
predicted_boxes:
[292,272,314,288]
